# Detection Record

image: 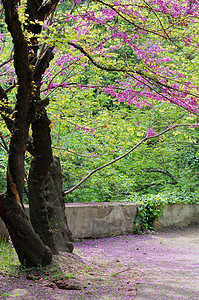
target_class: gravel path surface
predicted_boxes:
[0,226,198,299]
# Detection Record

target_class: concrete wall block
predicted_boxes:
[65,202,138,239]
[1,203,199,240]
[154,203,199,230]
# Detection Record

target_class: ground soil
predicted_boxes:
[0,226,198,299]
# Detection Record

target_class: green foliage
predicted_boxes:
[43,51,199,203]
[0,240,19,274]
[54,102,199,203]
[133,192,199,233]
[1,0,199,206]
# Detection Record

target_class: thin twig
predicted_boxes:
[52,146,98,158]
[0,55,13,69]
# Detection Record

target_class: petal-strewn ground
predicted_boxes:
[0,226,198,299]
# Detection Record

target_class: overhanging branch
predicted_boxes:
[68,42,126,72]
[142,168,178,183]
[63,124,189,196]
[135,180,177,192]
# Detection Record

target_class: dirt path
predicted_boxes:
[0,226,198,299]
[134,226,199,300]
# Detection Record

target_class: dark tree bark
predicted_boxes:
[28,114,73,254]
[45,157,73,253]
[0,0,74,267]
[1,193,52,266]
[26,0,73,254]
[28,111,57,254]
[0,0,54,266]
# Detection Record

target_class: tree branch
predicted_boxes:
[25,0,59,34]
[68,42,198,115]
[0,56,13,69]
[135,180,177,192]
[37,0,59,21]
[96,0,166,38]
[63,124,189,196]
[52,146,98,158]
[142,168,178,183]
[2,0,33,199]
[68,42,126,73]
[33,47,54,85]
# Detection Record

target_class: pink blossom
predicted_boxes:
[146,127,157,137]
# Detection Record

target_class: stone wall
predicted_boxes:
[1,202,199,240]
[153,203,199,231]
[65,202,137,240]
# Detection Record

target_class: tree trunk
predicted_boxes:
[28,110,73,254]
[45,157,73,253]
[0,193,52,266]
[1,0,53,267]
[1,0,69,267]
[28,111,57,254]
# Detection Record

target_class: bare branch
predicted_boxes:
[68,42,199,115]
[68,42,126,72]
[0,56,13,69]
[38,0,59,21]
[96,0,167,38]
[142,168,178,183]
[63,124,190,196]
[135,180,177,192]
[52,146,98,158]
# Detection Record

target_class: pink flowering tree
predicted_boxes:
[0,0,199,266]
